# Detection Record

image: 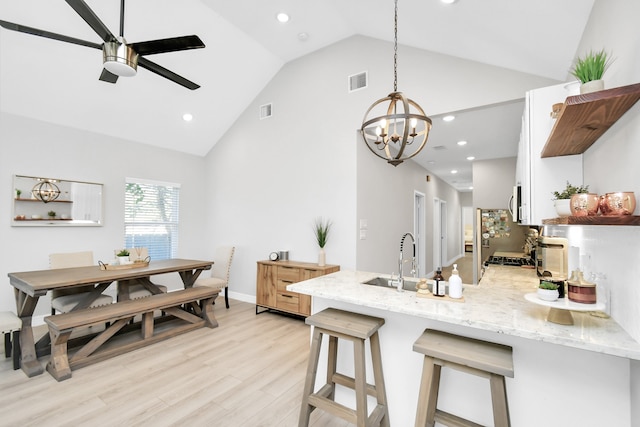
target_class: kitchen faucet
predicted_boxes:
[391,232,416,291]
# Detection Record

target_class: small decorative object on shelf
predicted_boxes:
[552,181,589,217]
[570,193,599,216]
[47,210,56,219]
[599,192,636,216]
[314,217,331,267]
[537,281,559,302]
[570,48,613,94]
[15,189,21,199]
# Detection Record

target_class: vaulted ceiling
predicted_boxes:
[0,0,595,190]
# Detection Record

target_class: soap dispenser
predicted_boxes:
[448,264,463,299]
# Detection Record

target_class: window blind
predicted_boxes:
[124,178,180,261]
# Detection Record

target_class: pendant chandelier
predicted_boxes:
[31,179,61,203]
[360,0,432,166]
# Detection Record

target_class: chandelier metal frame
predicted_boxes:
[360,0,432,166]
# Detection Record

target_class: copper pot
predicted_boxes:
[570,193,599,217]
[599,192,636,216]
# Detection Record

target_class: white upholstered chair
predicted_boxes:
[195,246,235,309]
[49,251,113,314]
[116,247,167,300]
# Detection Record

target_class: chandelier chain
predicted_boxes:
[393,0,398,92]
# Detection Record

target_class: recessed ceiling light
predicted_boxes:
[466,156,475,161]
[182,113,193,122]
[451,170,458,174]
[441,0,458,4]
[457,140,467,146]
[443,115,455,122]
[276,12,290,23]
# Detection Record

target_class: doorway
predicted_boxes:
[414,191,425,277]
[433,198,447,271]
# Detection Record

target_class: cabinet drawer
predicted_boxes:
[277,279,297,293]
[277,266,300,282]
[276,292,299,313]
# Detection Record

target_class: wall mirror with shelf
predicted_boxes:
[12,175,103,227]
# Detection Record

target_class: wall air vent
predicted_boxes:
[348,71,368,93]
[259,103,273,119]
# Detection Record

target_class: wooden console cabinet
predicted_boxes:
[256,260,340,317]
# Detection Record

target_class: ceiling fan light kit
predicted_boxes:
[103,39,138,77]
[360,0,432,166]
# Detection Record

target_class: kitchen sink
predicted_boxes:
[362,277,421,292]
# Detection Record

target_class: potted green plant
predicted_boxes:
[47,210,56,219]
[552,181,589,217]
[15,188,22,199]
[314,217,331,266]
[570,49,613,94]
[538,281,559,302]
[116,249,130,265]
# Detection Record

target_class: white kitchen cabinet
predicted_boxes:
[516,82,583,225]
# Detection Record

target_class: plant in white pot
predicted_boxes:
[552,181,589,217]
[314,217,331,267]
[570,49,613,94]
[116,249,130,265]
[538,281,560,302]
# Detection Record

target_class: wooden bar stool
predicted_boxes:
[299,308,390,427]
[0,311,22,370]
[413,329,514,427]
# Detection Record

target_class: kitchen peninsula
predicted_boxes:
[289,266,640,427]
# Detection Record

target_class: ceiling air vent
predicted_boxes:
[432,145,447,151]
[348,71,368,93]
[259,103,273,119]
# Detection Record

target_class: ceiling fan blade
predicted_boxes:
[138,57,200,90]
[66,0,117,43]
[0,19,101,49]
[99,68,119,84]
[130,35,205,56]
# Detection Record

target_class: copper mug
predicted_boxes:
[599,192,636,216]
[570,193,599,217]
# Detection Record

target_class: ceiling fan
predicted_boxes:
[0,0,205,90]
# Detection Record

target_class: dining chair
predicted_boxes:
[49,251,114,314]
[194,246,235,308]
[117,247,167,300]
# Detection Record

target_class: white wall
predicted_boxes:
[0,113,208,317]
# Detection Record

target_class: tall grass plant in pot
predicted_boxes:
[314,217,331,266]
[570,49,613,94]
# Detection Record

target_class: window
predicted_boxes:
[124,178,180,261]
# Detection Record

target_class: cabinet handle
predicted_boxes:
[281,280,294,284]
[280,294,293,299]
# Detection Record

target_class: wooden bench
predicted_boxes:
[44,286,220,381]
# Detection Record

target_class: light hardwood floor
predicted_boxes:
[0,300,354,427]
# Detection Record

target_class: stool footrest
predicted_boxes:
[435,409,484,427]
[332,372,378,398]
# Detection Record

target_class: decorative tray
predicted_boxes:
[99,260,150,271]
[416,290,465,303]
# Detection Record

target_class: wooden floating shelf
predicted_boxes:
[541,82,640,158]
[543,216,640,225]
[14,198,73,203]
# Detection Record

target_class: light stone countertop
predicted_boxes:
[288,265,640,360]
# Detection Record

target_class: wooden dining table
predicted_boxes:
[8,258,212,377]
